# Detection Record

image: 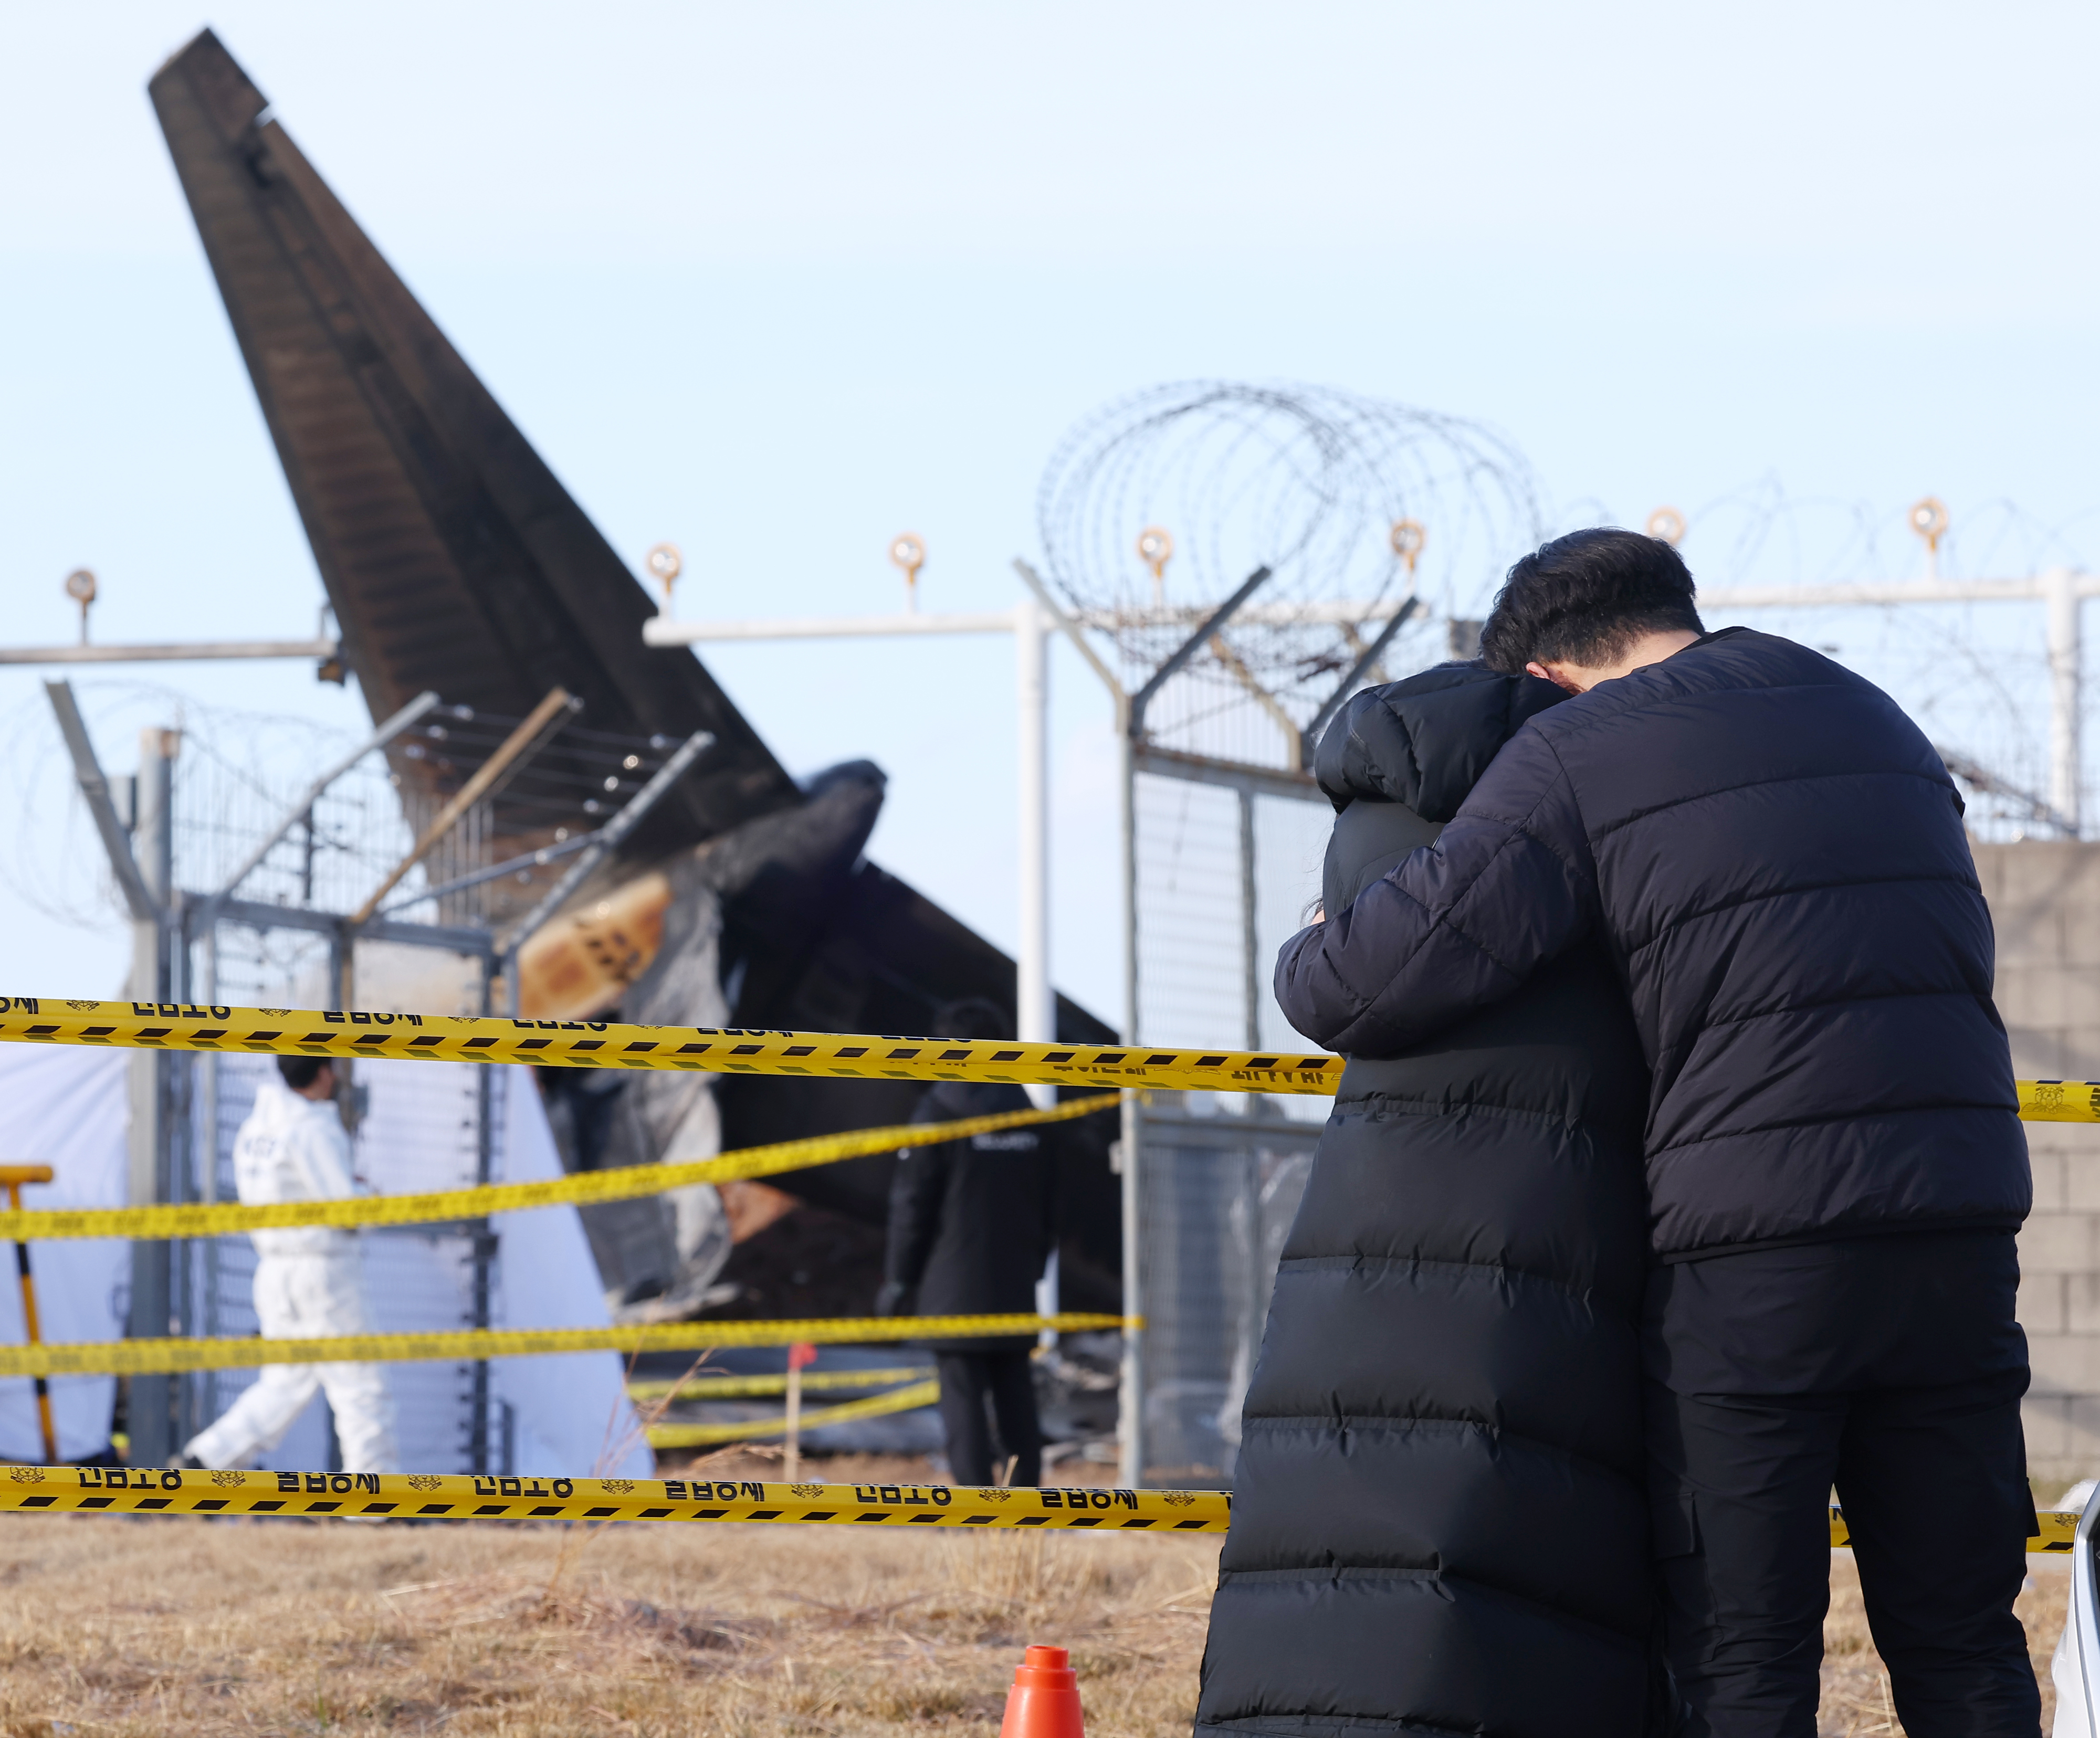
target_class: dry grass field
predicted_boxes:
[1823,1556,2064,1737]
[0,1455,1219,1738]
[0,1457,2068,1737]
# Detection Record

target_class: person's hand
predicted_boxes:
[874,1280,909,1317]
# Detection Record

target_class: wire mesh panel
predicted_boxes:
[181,920,324,1457]
[1129,763,1334,1487]
[171,715,430,919]
[1135,773,1248,1048]
[181,939,496,1472]
[1252,792,1339,1055]
[160,701,516,1471]
[1132,773,1337,1063]
[1133,1115,1317,1486]
[355,1056,492,1476]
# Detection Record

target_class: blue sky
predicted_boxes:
[1,1,2094,1020]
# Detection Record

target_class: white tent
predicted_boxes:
[0,1044,650,1478]
[0,1044,128,1462]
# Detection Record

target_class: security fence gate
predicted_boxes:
[113,698,508,1473]
[1122,754,1334,1487]
[49,683,684,1471]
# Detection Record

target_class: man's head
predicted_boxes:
[1480,529,1705,688]
[277,1055,337,1101]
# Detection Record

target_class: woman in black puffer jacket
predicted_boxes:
[1195,664,1660,1738]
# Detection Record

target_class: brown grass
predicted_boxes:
[0,1487,1217,1735]
[1822,1553,2065,1737]
[0,1472,2064,1736]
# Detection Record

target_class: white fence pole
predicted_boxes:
[2046,566,2083,834]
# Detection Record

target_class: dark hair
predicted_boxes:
[929,997,1013,1044]
[277,1055,333,1091]
[1478,529,1704,673]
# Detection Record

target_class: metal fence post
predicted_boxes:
[127,727,178,1466]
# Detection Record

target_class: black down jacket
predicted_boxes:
[1276,629,2030,1260]
[1196,666,1658,1738]
[884,1080,1056,1353]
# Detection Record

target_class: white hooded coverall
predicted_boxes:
[183,1079,401,1474]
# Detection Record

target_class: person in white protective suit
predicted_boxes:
[178,1056,400,1474]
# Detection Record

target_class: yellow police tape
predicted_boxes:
[1828,1505,2078,1555]
[0,997,1340,1095]
[628,1365,931,1402]
[0,1097,1114,1243]
[645,1378,941,1449]
[2020,1081,2100,1123]
[0,1465,1231,1531]
[0,1313,1131,1379]
[4,998,2093,1122]
[0,1467,2072,1551]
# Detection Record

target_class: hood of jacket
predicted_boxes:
[1315,662,1568,818]
[1315,664,1568,918]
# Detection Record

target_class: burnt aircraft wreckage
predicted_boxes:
[145,29,1119,1322]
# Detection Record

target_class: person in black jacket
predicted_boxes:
[1276,529,2038,1738]
[1196,665,1661,1738]
[878,998,1055,1487]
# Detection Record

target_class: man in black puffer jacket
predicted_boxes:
[1275,529,2037,1738]
[878,998,1057,1488]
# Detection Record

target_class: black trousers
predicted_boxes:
[1644,1230,2039,1738]
[934,1350,1042,1487]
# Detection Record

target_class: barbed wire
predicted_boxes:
[0,684,377,934]
[1606,480,2098,589]
[1035,381,1545,712]
[1552,484,2100,838]
[1034,381,2098,809]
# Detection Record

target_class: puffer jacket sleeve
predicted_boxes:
[884,1099,953,1292]
[1276,724,1600,1057]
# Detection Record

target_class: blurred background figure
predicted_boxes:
[180,1056,401,1476]
[878,999,1056,1488]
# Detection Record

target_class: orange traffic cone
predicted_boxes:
[999,1645,1085,1738]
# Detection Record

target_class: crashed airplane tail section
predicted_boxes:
[148,28,1120,1318]
[148,30,791,864]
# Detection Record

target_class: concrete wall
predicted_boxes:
[1977,841,2100,1485]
